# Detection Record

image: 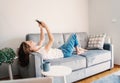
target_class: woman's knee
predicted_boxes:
[70,33,77,40]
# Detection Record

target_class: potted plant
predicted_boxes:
[0,47,16,80]
[0,48,15,65]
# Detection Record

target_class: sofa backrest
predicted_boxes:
[26,33,64,48]
[26,32,88,49]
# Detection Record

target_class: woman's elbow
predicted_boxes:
[49,36,54,43]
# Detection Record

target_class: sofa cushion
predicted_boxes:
[52,33,65,48]
[87,33,106,49]
[81,50,111,67]
[46,55,86,71]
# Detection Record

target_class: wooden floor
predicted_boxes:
[74,65,120,83]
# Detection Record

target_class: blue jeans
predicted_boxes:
[59,33,79,57]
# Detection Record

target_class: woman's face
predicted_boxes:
[25,41,36,50]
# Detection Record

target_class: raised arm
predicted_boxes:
[38,26,44,46]
[41,22,54,52]
[34,21,45,51]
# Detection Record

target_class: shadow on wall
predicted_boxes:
[0,37,25,52]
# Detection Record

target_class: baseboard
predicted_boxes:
[114,64,120,67]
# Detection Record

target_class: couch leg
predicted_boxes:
[108,69,111,71]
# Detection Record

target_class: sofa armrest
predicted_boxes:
[103,43,114,68]
[30,52,43,77]
[18,52,43,78]
[103,43,112,51]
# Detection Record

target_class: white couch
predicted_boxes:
[18,32,114,83]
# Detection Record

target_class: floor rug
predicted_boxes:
[93,71,120,83]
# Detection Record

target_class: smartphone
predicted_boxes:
[36,20,42,24]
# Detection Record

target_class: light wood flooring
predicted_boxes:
[74,65,120,83]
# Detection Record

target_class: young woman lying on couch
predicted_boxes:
[18,21,86,67]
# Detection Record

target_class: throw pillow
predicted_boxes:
[87,33,106,49]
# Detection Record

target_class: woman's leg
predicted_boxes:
[59,33,79,57]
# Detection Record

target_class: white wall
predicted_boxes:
[0,0,88,51]
[89,0,120,65]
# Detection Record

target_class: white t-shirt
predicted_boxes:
[37,47,64,60]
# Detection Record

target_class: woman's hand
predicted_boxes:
[38,21,48,29]
[40,22,48,29]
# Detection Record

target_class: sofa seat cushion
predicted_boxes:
[81,50,111,67]
[46,55,86,71]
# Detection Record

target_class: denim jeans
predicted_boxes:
[59,33,79,57]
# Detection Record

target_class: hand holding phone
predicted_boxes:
[36,20,48,29]
[36,20,42,24]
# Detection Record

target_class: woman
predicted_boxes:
[18,21,85,67]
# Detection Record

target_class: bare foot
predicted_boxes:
[76,50,84,55]
[79,48,88,52]
[76,48,87,55]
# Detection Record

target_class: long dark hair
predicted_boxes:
[18,42,31,67]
